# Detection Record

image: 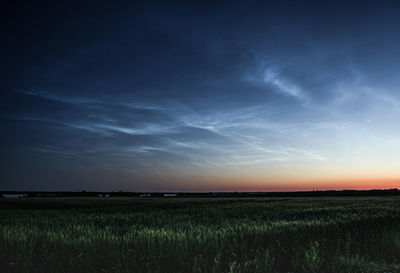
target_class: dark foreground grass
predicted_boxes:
[1,197,400,273]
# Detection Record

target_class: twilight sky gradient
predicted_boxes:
[1,1,400,191]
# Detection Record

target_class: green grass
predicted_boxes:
[1,197,400,272]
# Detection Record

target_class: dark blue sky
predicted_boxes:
[2,1,400,191]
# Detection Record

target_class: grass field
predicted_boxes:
[1,196,400,273]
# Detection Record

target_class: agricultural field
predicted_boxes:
[1,196,400,273]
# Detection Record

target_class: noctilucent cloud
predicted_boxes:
[1,1,400,191]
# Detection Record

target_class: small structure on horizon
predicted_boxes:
[2,194,27,199]
[98,194,110,197]
[163,193,177,197]
[140,194,151,197]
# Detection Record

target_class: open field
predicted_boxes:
[1,197,400,273]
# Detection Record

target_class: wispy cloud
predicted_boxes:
[19,90,169,111]
[20,90,99,105]
[15,88,376,173]
[263,69,307,100]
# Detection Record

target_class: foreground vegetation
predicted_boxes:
[1,196,400,273]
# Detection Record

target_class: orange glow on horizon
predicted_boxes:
[143,172,400,192]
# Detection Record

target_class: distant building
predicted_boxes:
[37,193,56,197]
[2,194,27,198]
[163,193,177,197]
[140,194,151,197]
[98,194,110,197]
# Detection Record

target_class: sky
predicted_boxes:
[1,0,400,191]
